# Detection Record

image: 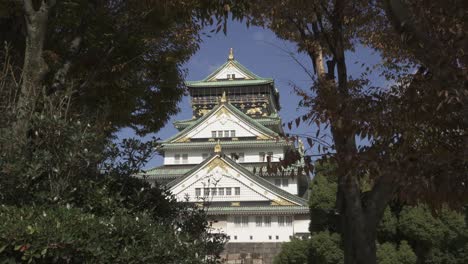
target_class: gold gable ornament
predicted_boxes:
[228,48,234,61]
[220,91,227,103]
[214,139,222,153]
[206,157,229,173]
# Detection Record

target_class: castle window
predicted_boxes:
[274,179,281,186]
[211,131,216,138]
[232,74,236,79]
[195,188,201,197]
[234,216,241,227]
[204,188,210,196]
[224,130,229,137]
[255,216,263,227]
[227,74,231,79]
[250,235,253,240]
[226,188,232,195]
[217,131,223,138]
[285,216,293,226]
[276,235,279,240]
[174,154,180,164]
[269,236,272,240]
[202,153,208,160]
[242,216,249,227]
[230,130,236,137]
[264,216,272,227]
[278,216,285,226]
[235,187,240,195]
[234,236,237,240]
[218,188,224,196]
[238,153,244,162]
[182,154,188,164]
[259,152,266,162]
[282,179,289,187]
[211,188,217,196]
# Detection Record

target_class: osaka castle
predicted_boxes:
[141,49,310,244]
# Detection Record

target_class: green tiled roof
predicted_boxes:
[205,205,309,215]
[186,59,273,88]
[161,101,281,144]
[143,163,303,178]
[165,154,308,206]
[161,139,292,150]
[186,79,273,88]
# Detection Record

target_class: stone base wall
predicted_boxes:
[220,243,283,264]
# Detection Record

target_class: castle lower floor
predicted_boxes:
[209,214,310,243]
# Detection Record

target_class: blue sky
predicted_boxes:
[118,21,383,169]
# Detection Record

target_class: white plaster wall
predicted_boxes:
[164,149,211,165]
[186,108,266,139]
[223,215,296,242]
[293,215,310,233]
[171,157,302,205]
[242,148,284,163]
[265,177,298,195]
[163,147,284,165]
[213,63,249,80]
[207,215,311,243]
[176,174,270,202]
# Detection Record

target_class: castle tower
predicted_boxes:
[142,50,310,255]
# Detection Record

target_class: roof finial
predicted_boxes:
[214,139,222,153]
[220,91,227,103]
[228,48,234,60]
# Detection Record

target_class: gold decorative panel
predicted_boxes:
[271,199,295,206]
[206,157,229,174]
[174,137,191,143]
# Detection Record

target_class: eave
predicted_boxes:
[205,205,309,215]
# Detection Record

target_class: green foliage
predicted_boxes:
[377,241,416,264]
[396,205,468,264]
[273,232,344,264]
[309,231,343,264]
[398,205,446,247]
[0,92,226,263]
[309,166,337,210]
[0,206,215,264]
[378,207,398,240]
[308,162,338,233]
[273,239,309,264]
[302,160,468,264]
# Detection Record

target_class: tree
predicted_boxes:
[0,1,243,262]
[0,89,227,262]
[274,239,309,264]
[303,161,467,264]
[0,0,247,137]
[309,231,344,264]
[377,241,416,264]
[246,1,467,263]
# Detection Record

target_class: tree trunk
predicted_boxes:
[329,10,382,262]
[15,0,55,138]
